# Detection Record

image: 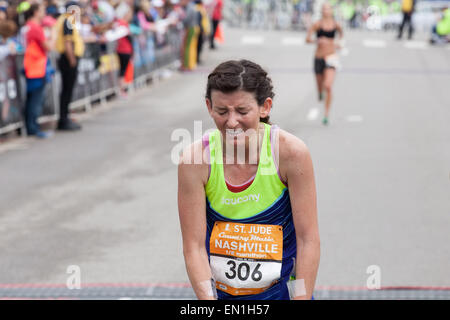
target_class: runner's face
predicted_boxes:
[322,4,333,18]
[206,90,271,146]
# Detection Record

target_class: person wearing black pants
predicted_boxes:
[398,12,413,39]
[209,0,222,49]
[55,1,84,131]
[58,54,80,130]
[209,19,219,49]
[398,0,416,40]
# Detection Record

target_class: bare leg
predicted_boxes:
[323,67,336,123]
[119,77,127,97]
[315,73,324,101]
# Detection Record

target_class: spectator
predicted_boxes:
[151,0,172,46]
[194,0,210,64]
[134,0,156,32]
[208,0,222,50]
[150,0,164,21]
[0,8,17,124]
[0,21,17,59]
[44,0,60,19]
[23,3,53,138]
[165,0,183,26]
[79,11,97,42]
[163,0,175,19]
[0,0,18,59]
[115,1,133,97]
[42,12,57,49]
[54,1,85,131]
[91,0,116,35]
[430,7,450,44]
[180,0,199,71]
[17,1,31,23]
[397,0,416,40]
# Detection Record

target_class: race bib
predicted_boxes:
[209,221,283,296]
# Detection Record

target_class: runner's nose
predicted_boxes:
[226,112,239,128]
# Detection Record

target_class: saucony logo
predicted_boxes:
[221,194,261,205]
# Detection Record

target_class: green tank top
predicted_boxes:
[205,123,287,220]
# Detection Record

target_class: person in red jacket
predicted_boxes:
[23,3,52,138]
[209,0,222,49]
[115,3,133,98]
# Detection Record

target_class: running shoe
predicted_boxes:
[35,131,53,139]
[322,117,328,125]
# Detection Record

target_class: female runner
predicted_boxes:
[178,60,320,300]
[306,3,343,125]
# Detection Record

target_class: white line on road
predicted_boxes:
[241,35,264,45]
[0,138,29,154]
[307,108,320,121]
[362,39,387,48]
[403,41,428,49]
[281,37,305,46]
[346,115,364,122]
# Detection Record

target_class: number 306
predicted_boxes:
[225,260,262,282]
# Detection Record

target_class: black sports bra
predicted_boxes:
[317,26,337,39]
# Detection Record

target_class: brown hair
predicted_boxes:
[205,60,275,124]
[0,20,17,39]
[24,3,42,21]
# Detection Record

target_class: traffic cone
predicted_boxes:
[124,59,134,84]
[214,23,224,44]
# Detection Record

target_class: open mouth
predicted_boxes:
[225,128,245,138]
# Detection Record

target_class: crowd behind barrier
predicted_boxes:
[0,26,183,135]
[0,0,225,136]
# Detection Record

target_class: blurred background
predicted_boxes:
[0,0,449,299]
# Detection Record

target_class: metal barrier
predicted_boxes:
[0,26,182,135]
[0,55,23,135]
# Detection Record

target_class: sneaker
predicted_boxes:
[322,117,329,125]
[35,131,53,139]
[57,120,82,131]
[27,131,49,138]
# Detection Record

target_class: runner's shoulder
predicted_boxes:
[277,129,312,168]
[178,140,209,184]
[311,20,322,30]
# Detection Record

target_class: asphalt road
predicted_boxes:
[0,26,449,293]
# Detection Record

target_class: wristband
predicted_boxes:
[287,278,307,299]
[198,278,218,299]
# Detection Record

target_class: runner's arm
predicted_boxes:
[281,133,320,300]
[305,21,319,44]
[334,23,344,49]
[336,22,344,40]
[178,142,215,300]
